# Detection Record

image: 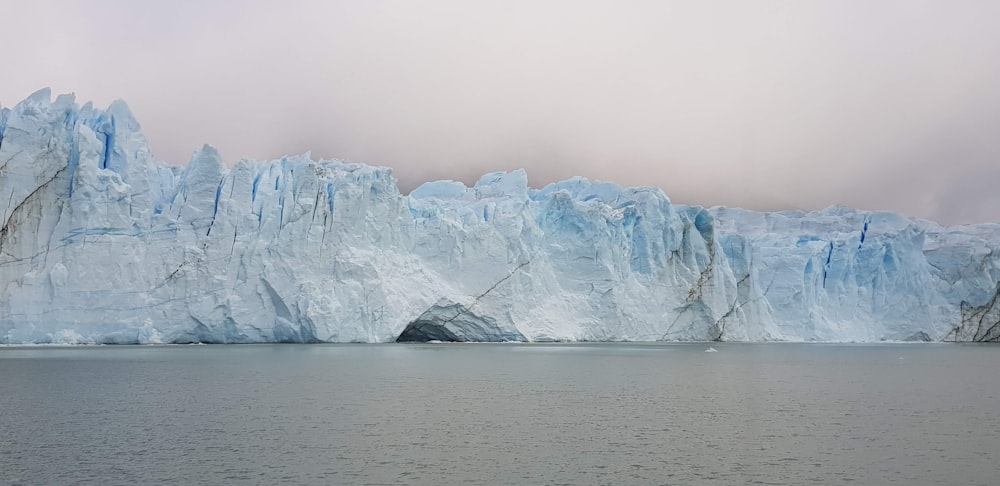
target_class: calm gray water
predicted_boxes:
[1,343,998,485]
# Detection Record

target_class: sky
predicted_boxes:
[2,0,999,225]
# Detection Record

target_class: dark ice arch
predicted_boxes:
[396,300,526,342]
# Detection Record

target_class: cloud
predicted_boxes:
[2,0,999,225]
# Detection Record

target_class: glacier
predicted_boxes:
[1,89,999,344]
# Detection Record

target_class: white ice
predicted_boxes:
[2,90,999,344]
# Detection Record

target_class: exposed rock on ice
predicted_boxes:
[949,283,1000,342]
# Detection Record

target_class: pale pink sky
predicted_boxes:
[3,0,999,224]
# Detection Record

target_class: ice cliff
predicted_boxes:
[2,90,999,344]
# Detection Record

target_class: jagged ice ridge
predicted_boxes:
[2,89,999,344]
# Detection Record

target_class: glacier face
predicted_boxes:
[1,90,999,344]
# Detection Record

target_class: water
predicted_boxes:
[1,343,997,485]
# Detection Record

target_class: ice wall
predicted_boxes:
[2,90,998,343]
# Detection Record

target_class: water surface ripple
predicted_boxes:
[1,343,997,485]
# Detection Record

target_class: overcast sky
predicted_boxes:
[3,0,999,225]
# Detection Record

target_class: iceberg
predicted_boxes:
[2,90,999,344]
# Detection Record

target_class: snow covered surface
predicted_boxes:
[2,90,999,344]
